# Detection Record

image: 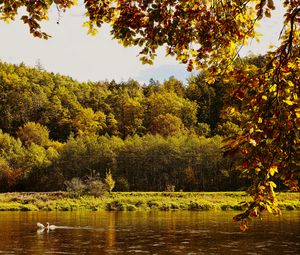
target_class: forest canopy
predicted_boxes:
[0,60,239,192]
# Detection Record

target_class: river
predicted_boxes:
[0,211,299,254]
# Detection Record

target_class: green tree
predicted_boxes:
[0,156,13,191]
[56,135,122,186]
[194,122,211,137]
[75,81,111,113]
[106,80,145,137]
[215,121,242,137]
[186,74,225,129]
[161,76,185,97]
[105,113,119,136]
[146,91,198,131]
[73,107,107,136]
[0,130,25,164]
[121,97,145,137]
[0,67,49,134]
[150,114,185,137]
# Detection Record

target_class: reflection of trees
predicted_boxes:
[105,212,116,252]
[0,212,22,252]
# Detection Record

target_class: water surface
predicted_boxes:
[0,211,299,254]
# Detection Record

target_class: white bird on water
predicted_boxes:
[37,222,57,230]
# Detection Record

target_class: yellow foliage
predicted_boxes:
[268,166,278,176]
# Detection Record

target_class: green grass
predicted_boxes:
[0,191,299,212]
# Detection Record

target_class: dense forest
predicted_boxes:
[0,57,266,192]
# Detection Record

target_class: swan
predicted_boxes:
[46,222,56,230]
[37,222,56,230]
[37,222,46,229]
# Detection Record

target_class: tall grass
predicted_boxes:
[0,192,299,212]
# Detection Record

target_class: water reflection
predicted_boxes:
[0,211,299,254]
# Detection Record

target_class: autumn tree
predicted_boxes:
[17,122,50,147]
[146,91,198,131]
[0,65,49,134]
[1,0,299,229]
[150,113,186,136]
[0,156,14,191]
[72,107,107,136]
[186,74,226,130]
[105,169,115,193]
[161,76,186,97]
[106,80,146,137]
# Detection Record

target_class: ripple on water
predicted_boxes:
[189,229,210,234]
[128,245,143,249]
[217,231,243,235]
[254,243,267,249]
[44,252,77,254]
[127,250,150,253]
[181,241,190,244]
[152,242,166,247]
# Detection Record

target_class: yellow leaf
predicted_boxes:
[190,49,198,56]
[249,139,257,146]
[269,84,277,92]
[287,62,296,68]
[269,181,277,189]
[296,110,300,119]
[205,76,216,84]
[240,220,248,232]
[283,99,294,106]
[266,204,273,213]
[192,4,199,11]
[268,165,278,176]
[82,22,90,28]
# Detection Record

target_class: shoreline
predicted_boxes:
[0,192,299,212]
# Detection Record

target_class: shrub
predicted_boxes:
[159,204,170,211]
[65,178,86,198]
[86,179,107,197]
[188,201,214,211]
[165,184,175,192]
[106,201,124,211]
[126,204,137,211]
[135,201,143,207]
[147,200,159,208]
[115,177,129,191]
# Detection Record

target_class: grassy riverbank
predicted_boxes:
[0,192,299,212]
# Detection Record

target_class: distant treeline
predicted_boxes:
[0,58,266,192]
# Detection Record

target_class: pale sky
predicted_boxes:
[0,1,284,84]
